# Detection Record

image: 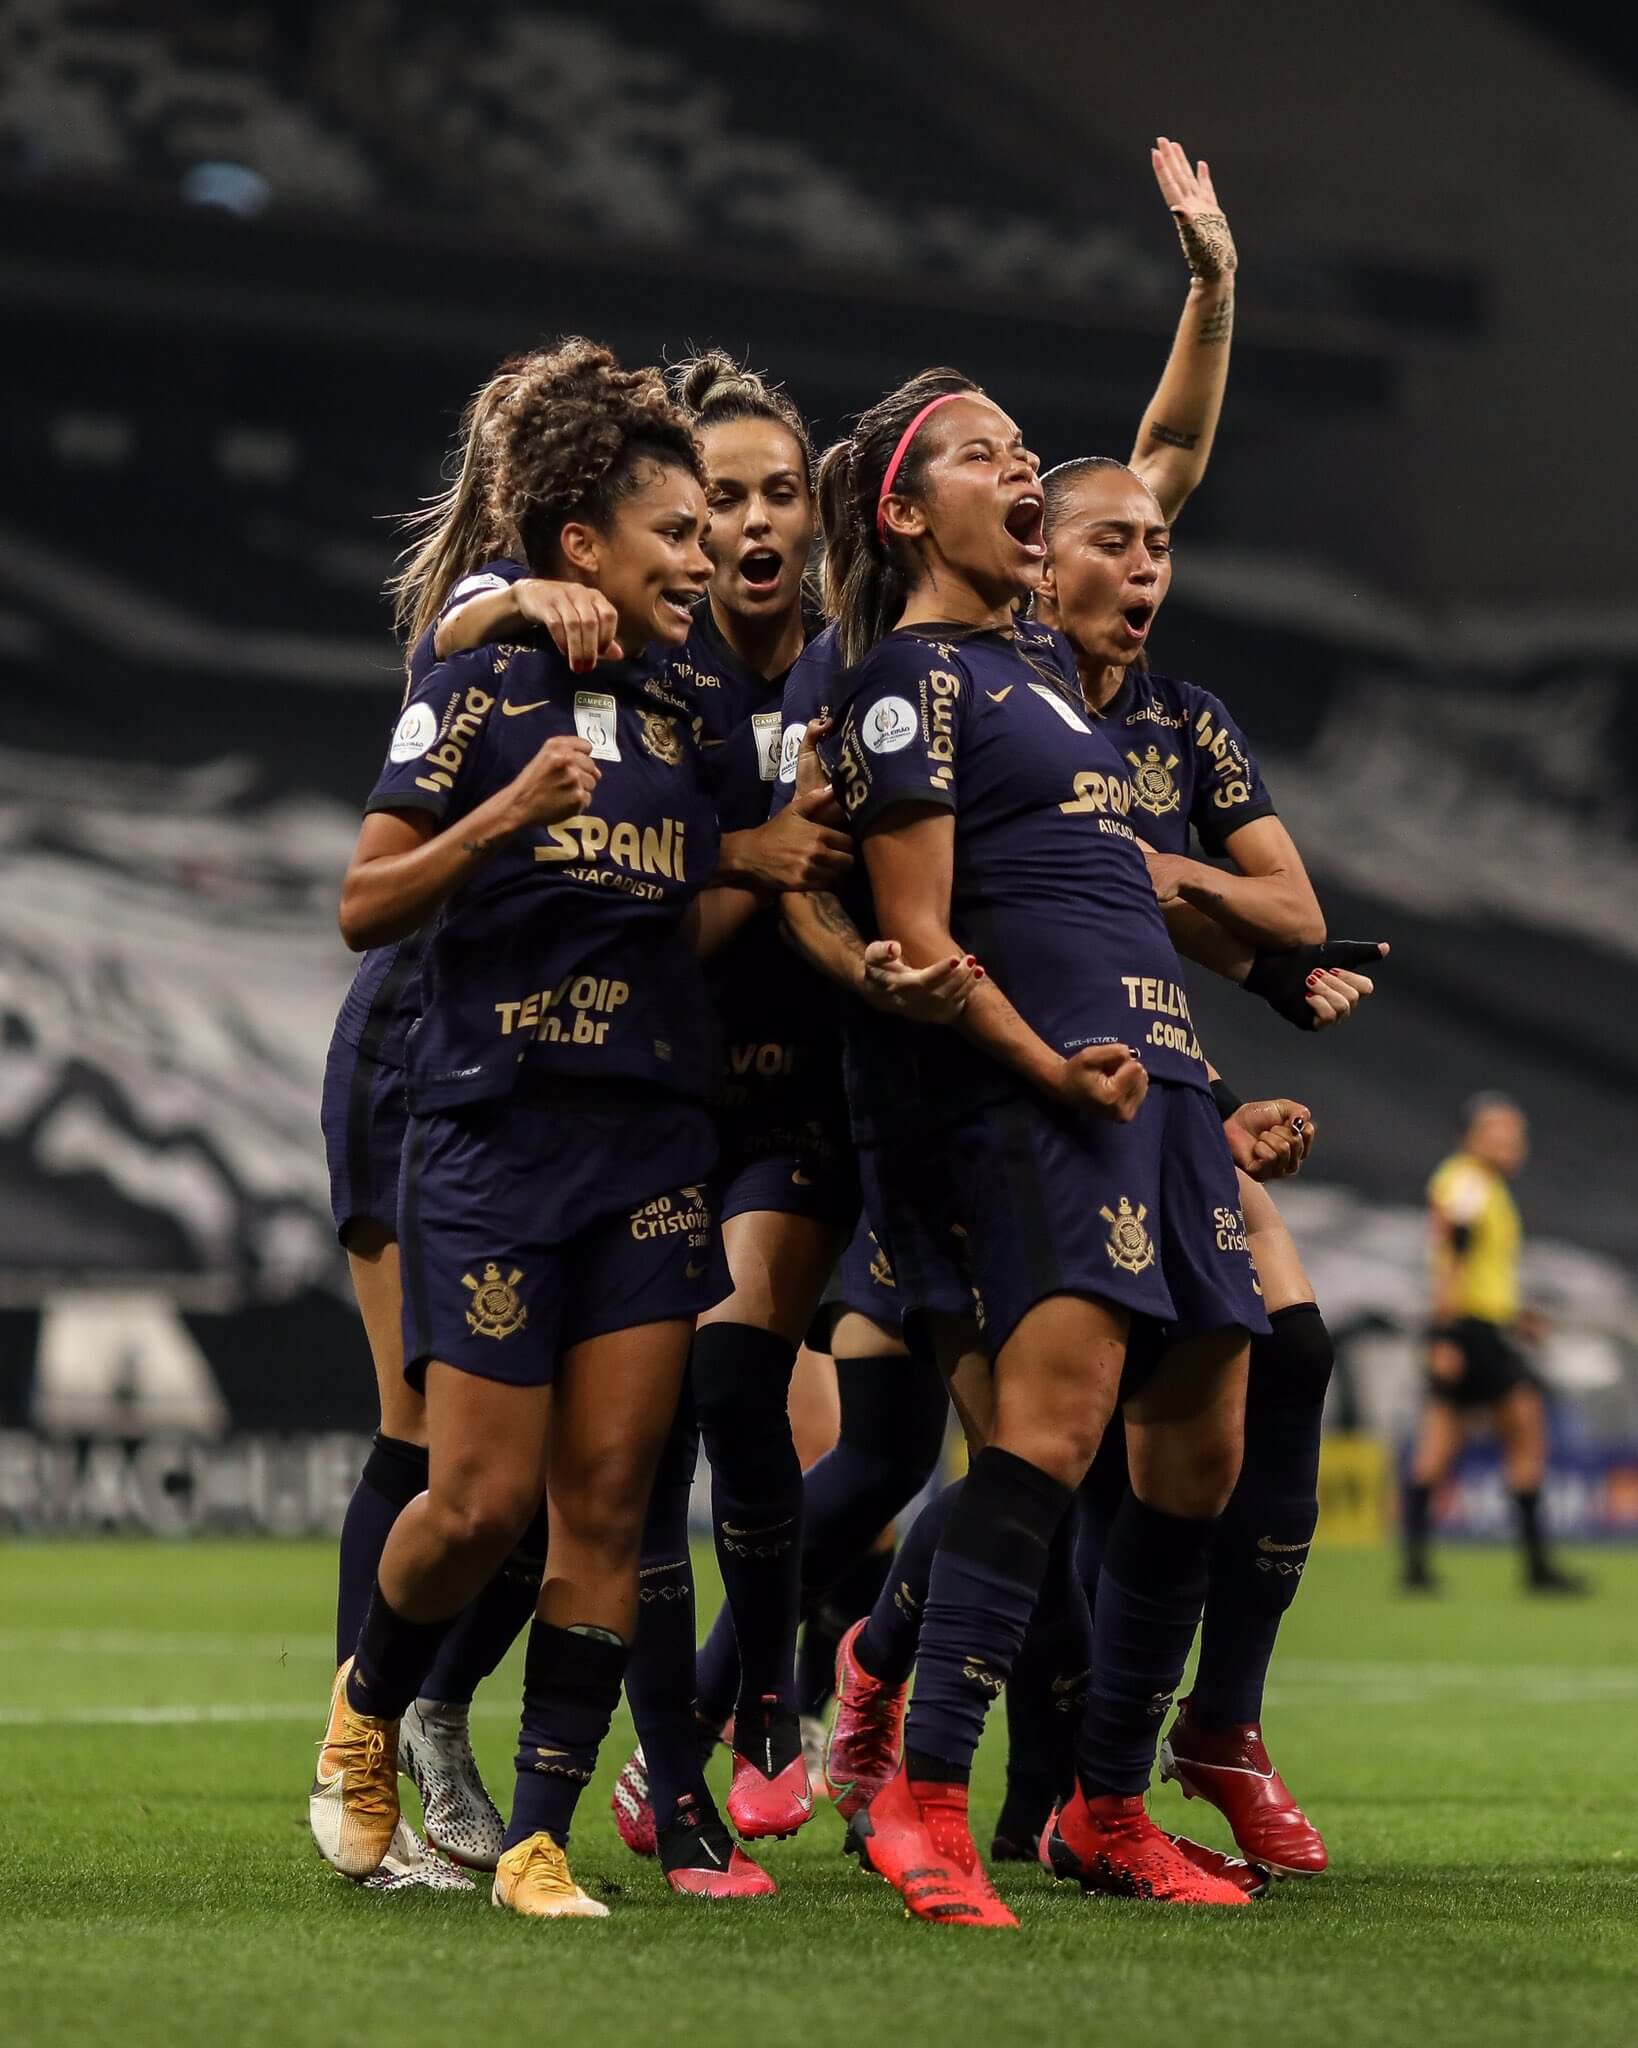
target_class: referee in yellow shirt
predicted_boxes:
[1401,1094,1586,1595]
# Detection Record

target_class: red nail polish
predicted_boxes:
[1306,971,1321,986]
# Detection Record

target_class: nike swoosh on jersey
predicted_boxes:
[685,1261,707,1279]
[501,698,552,716]
[986,685,1014,702]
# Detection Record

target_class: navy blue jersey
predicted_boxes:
[822,618,1211,1112]
[666,605,840,1114]
[364,637,721,1114]
[1092,666,1275,857]
[772,621,926,1146]
[332,559,531,1069]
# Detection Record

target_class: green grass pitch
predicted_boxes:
[2,1539,1635,2046]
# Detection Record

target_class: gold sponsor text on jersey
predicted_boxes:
[495,975,630,1045]
[925,668,960,791]
[1122,974,1205,1061]
[629,1188,712,1243]
[534,813,689,879]
[413,684,495,794]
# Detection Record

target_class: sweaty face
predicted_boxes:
[701,418,815,623]
[1038,468,1172,672]
[584,461,713,651]
[882,395,1044,607]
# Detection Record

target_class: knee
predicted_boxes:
[556,1452,653,1567]
[424,1479,535,1565]
[1148,1436,1242,1522]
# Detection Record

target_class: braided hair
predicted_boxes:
[814,367,981,666]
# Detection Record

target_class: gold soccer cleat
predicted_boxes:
[309,1659,401,1879]
[491,1832,610,1919]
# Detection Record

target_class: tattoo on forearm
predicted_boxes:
[1173,209,1237,284]
[1197,296,1234,346]
[1146,421,1200,452]
[809,891,861,944]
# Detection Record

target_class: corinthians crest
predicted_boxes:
[639,710,683,765]
[462,1262,527,1339]
[1126,744,1181,817]
[1100,1197,1156,1275]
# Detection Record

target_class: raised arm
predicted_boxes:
[863,807,1145,1118]
[1128,138,1236,524]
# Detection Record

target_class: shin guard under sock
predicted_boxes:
[335,1434,427,1667]
[347,1576,452,1720]
[624,1391,707,1829]
[853,1479,962,1685]
[505,1621,628,1849]
[904,1448,1073,1783]
[692,1324,803,1719]
[1192,1304,1331,1727]
[1076,1495,1216,1799]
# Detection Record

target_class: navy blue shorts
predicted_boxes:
[397,1091,731,1390]
[944,1079,1268,1371]
[812,1214,903,1346]
[858,1134,974,1325]
[321,1027,407,1245]
[715,1088,859,1230]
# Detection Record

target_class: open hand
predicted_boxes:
[862,940,981,1023]
[1153,135,1236,283]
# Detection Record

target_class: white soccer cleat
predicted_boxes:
[358,1818,476,1893]
[401,1697,506,1871]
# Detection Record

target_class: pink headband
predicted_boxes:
[875,391,964,539]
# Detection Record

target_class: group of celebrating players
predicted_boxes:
[307,140,1391,1929]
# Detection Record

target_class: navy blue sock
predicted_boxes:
[347,1578,451,1720]
[799,1547,894,1715]
[692,1324,803,1720]
[797,1352,949,1596]
[506,1621,629,1850]
[904,1448,1073,1783]
[692,1603,737,1730]
[1072,1422,1131,1628]
[1000,1501,1094,1826]
[625,1392,708,1829]
[1192,1305,1331,1727]
[421,1506,547,1706]
[335,1434,427,1668]
[854,1478,963,1685]
[1076,1495,1216,1799]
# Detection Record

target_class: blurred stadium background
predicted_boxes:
[2,0,1637,1555]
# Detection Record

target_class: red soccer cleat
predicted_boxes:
[1045,1786,1251,1906]
[659,1791,777,1899]
[1159,1698,1329,1877]
[825,1619,908,1822]
[727,1696,815,1841]
[610,1747,657,1858]
[847,1767,1018,1929]
[1166,1832,1271,1899]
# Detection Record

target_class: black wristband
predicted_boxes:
[1210,1075,1243,1122]
[1243,939,1385,1033]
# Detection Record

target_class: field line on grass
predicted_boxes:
[0,1701,524,1727]
[0,1629,335,1659]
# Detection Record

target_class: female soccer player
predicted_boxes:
[430,354,968,1895]
[319,365,591,1881]
[1012,451,1386,1877]
[812,369,1314,1926]
[308,338,820,1921]
[763,135,1256,1754]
